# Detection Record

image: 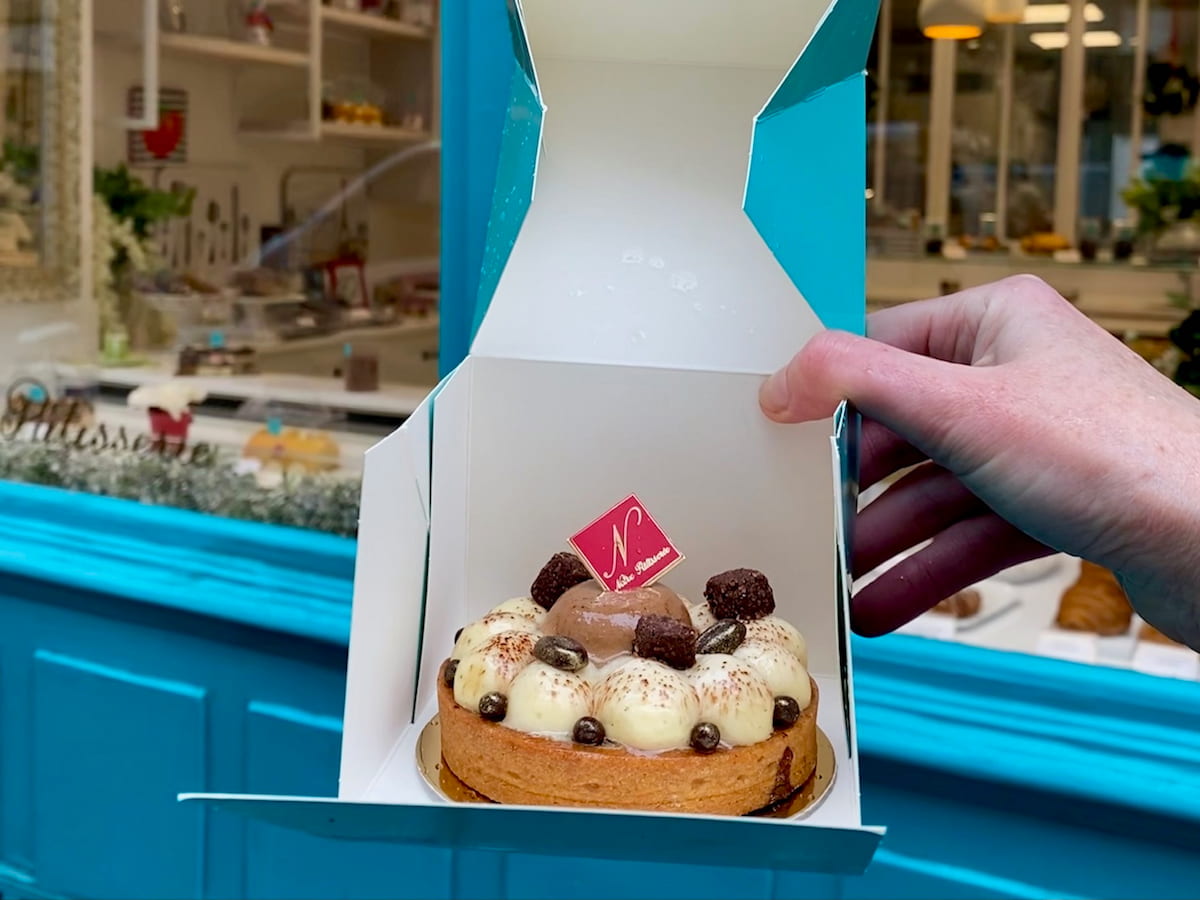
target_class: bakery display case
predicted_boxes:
[89,0,442,397]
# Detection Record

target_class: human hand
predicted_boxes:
[759,275,1200,649]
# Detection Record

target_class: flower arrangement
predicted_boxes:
[91,163,193,358]
[1120,163,1200,238]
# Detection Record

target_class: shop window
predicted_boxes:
[1074,0,1141,233]
[872,4,933,219]
[950,33,1004,239]
[1006,26,1062,238]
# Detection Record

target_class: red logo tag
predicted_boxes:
[569,494,684,592]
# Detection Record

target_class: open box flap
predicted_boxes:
[338,387,439,797]
[470,0,877,370]
[180,793,883,875]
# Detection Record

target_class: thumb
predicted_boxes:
[759,330,980,452]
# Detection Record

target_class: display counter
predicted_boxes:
[868,255,1193,336]
[98,365,433,422]
[0,480,1196,900]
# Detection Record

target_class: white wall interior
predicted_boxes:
[90,0,439,311]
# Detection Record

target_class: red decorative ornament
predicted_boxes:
[141,110,185,160]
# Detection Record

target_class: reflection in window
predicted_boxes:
[1077,0,1136,234]
[884,16,932,218]
[951,33,1002,239]
[1008,23,1060,240]
[0,0,45,263]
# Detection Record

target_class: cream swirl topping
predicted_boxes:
[452,595,810,751]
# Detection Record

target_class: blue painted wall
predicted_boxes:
[0,483,1198,899]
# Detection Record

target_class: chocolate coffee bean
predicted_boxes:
[454,627,464,644]
[773,696,800,730]
[443,659,459,688]
[572,716,605,746]
[633,614,698,670]
[534,634,589,672]
[478,691,508,722]
[696,619,747,655]
[690,722,721,754]
[704,568,775,621]
[531,552,592,610]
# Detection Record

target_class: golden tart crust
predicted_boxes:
[436,660,818,815]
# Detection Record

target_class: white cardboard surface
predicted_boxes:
[338,392,434,797]
[472,11,827,373]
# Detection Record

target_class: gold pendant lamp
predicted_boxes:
[918,0,986,39]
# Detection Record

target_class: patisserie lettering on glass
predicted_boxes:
[569,493,684,592]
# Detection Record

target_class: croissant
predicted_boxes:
[1138,622,1181,646]
[1055,561,1132,636]
[932,589,982,619]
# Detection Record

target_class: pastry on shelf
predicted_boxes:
[242,426,340,476]
[1055,561,1133,636]
[1019,232,1071,256]
[176,345,257,377]
[437,556,816,816]
[1138,622,1183,647]
[931,588,981,619]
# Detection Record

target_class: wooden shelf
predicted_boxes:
[239,120,318,142]
[321,7,432,40]
[239,120,433,146]
[319,120,432,145]
[159,33,310,67]
[270,3,433,40]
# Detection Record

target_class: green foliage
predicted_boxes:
[0,442,360,537]
[1122,168,1200,237]
[93,163,194,239]
[2,140,38,186]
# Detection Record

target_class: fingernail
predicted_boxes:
[759,370,790,415]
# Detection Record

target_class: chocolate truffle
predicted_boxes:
[531,552,592,610]
[704,568,775,621]
[633,614,698,670]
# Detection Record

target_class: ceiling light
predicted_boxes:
[1029,29,1122,49]
[986,0,1028,23]
[919,0,986,39]
[1021,3,1104,25]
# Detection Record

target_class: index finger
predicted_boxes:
[866,285,992,363]
[867,275,1075,362]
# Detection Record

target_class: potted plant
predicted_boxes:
[1121,158,1200,260]
[92,163,194,360]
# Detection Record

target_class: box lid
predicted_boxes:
[181,792,883,875]
[471,0,875,371]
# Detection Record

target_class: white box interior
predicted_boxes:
[340,0,874,831]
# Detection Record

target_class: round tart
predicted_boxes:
[437,663,817,814]
[435,558,819,815]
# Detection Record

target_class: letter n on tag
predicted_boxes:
[569,493,683,592]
